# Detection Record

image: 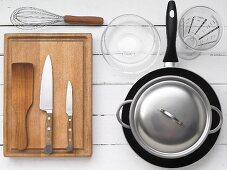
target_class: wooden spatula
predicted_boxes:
[12,63,34,151]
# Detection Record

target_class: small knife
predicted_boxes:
[66,81,73,152]
[39,55,54,154]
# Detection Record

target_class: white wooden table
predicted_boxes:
[0,0,227,169]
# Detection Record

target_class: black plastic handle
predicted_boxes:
[163,0,178,63]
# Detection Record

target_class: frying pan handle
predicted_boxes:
[209,106,223,134]
[163,0,178,63]
[116,100,132,129]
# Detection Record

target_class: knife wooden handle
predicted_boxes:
[63,15,103,25]
[66,115,73,152]
[44,112,53,154]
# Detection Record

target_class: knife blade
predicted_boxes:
[66,81,73,152]
[39,55,53,154]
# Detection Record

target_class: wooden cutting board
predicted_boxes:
[4,33,92,157]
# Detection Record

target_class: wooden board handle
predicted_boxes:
[64,15,103,25]
[66,115,73,152]
[44,112,53,154]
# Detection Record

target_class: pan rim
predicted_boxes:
[128,75,212,159]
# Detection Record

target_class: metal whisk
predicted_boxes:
[10,7,104,30]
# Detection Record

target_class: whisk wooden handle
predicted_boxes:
[64,15,103,25]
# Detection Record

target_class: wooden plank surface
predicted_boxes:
[0,26,227,55]
[1,85,227,146]
[0,0,227,26]
[0,0,226,168]
[0,114,226,145]
[1,54,227,85]
[0,145,227,170]
[1,84,227,117]
[0,26,225,84]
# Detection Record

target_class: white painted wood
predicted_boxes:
[216,115,227,145]
[0,84,227,145]
[93,85,131,115]
[0,57,3,84]
[93,54,227,84]
[0,26,104,55]
[0,26,227,84]
[0,0,227,26]
[0,26,227,55]
[0,0,227,169]
[92,115,126,145]
[1,84,227,117]
[0,145,163,170]
[94,84,227,116]
[0,116,2,145]
[0,145,227,170]
[1,53,227,85]
[0,114,227,146]
[0,85,2,112]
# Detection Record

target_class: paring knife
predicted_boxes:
[39,55,53,154]
[66,81,73,152]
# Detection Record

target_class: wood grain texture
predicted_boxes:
[2,53,227,85]
[0,145,227,170]
[0,0,227,26]
[0,26,227,55]
[44,112,53,154]
[0,26,226,84]
[1,113,227,146]
[0,0,226,169]
[4,34,92,157]
[66,115,73,152]
[12,63,33,151]
[63,15,104,25]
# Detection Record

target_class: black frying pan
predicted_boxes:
[120,0,222,168]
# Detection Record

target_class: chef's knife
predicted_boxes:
[39,55,53,154]
[66,81,73,152]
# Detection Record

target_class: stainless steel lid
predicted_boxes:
[130,76,211,158]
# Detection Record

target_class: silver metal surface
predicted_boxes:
[131,76,210,158]
[116,100,132,129]
[164,62,176,67]
[159,108,184,127]
[44,145,52,154]
[66,81,73,116]
[10,7,64,30]
[40,55,53,112]
[117,75,223,158]
[209,105,223,134]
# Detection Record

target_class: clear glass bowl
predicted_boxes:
[101,14,160,75]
